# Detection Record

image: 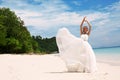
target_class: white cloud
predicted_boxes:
[15,9,110,31]
[104,1,120,11]
[73,1,81,6]
[1,0,109,30]
[89,1,120,48]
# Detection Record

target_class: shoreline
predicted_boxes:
[93,46,120,49]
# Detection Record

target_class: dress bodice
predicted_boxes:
[81,34,88,41]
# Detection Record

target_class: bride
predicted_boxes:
[56,17,97,72]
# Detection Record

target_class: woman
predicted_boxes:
[56,17,97,72]
[80,16,91,36]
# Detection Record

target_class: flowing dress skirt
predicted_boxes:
[56,28,97,72]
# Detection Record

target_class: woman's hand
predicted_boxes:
[84,19,88,22]
[83,16,86,21]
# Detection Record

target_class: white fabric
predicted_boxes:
[56,28,97,72]
[81,34,88,41]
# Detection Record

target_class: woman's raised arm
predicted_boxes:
[85,19,92,35]
[80,17,86,35]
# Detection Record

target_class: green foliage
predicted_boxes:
[6,38,21,53]
[0,7,38,53]
[32,36,58,53]
[0,7,58,54]
[0,24,6,46]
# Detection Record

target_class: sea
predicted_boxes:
[93,47,120,65]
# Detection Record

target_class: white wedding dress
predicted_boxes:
[56,28,97,72]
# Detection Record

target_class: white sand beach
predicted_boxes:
[0,54,120,80]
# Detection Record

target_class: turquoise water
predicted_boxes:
[93,47,120,64]
[94,47,120,54]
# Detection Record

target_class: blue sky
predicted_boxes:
[0,0,120,48]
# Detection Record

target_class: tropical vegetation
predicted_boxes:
[0,7,58,54]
